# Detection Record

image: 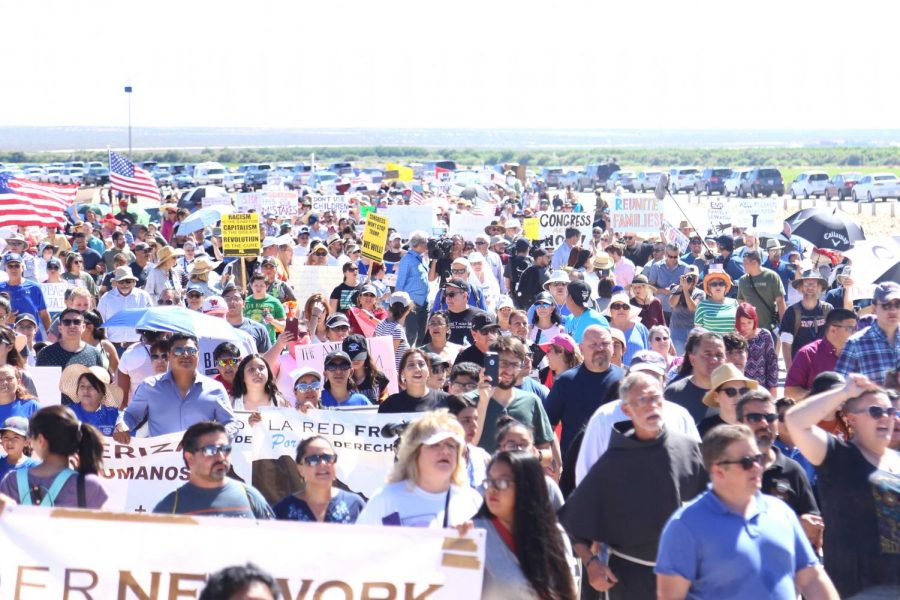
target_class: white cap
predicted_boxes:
[261,236,278,248]
[421,430,464,447]
[389,291,412,307]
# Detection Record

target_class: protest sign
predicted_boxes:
[311,194,351,215]
[382,205,435,238]
[40,281,68,313]
[197,327,257,377]
[235,191,262,212]
[664,196,709,238]
[523,217,540,240]
[732,196,778,232]
[98,432,187,513]
[531,212,593,247]
[706,197,731,234]
[609,194,664,235]
[290,336,398,394]
[663,220,690,253]
[0,505,485,599]
[221,213,261,257]
[253,407,421,499]
[288,264,344,304]
[201,195,232,209]
[448,212,494,242]
[259,190,299,217]
[31,366,61,406]
[360,204,376,220]
[361,213,389,262]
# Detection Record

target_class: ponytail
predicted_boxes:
[76,422,104,476]
[28,406,105,476]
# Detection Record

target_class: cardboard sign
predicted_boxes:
[31,366,62,406]
[532,212,593,247]
[361,213,389,262]
[609,195,664,235]
[706,197,731,233]
[235,191,263,212]
[523,217,540,240]
[221,213,261,257]
[200,195,232,209]
[732,197,778,232]
[290,336,398,395]
[311,194,351,215]
[0,505,486,599]
[448,213,494,242]
[381,205,435,238]
[288,264,344,304]
[259,190,299,217]
[40,282,68,313]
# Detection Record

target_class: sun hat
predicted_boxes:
[543,270,570,289]
[702,269,733,295]
[113,266,138,283]
[59,364,123,408]
[628,274,657,294]
[702,363,759,407]
[592,252,614,271]
[155,246,184,263]
[791,269,827,291]
[603,292,642,320]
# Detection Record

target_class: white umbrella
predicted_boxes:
[176,205,234,236]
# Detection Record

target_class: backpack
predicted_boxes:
[17,468,87,508]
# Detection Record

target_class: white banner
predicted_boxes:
[99,432,187,513]
[534,211,594,248]
[235,191,263,213]
[732,196,778,233]
[448,212,494,242]
[253,407,422,498]
[609,194,664,236]
[201,195,232,208]
[290,336,398,394]
[0,505,485,599]
[706,196,731,234]
[288,264,344,304]
[311,194,351,215]
[40,282,68,313]
[381,205,436,238]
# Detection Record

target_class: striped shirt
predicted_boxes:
[693,298,738,334]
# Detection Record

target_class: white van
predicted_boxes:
[193,162,227,186]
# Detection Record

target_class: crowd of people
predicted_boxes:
[0,180,897,600]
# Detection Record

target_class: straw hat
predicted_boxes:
[702,363,758,407]
[189,255,219,275]
[155,245,184,264]
[592,252,614,271]
[628,274,657,295]
[59,365,123,408]
[791,269,827,292]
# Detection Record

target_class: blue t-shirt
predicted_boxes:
[320,389,371,408]
[564,309,610,343]
[620,322,650,365]
[273,489,366,523]
[0,280,47,321]
[0,398,41,423]
[0,456,40,482]
[70,403,121,436]
[655,490,819,599]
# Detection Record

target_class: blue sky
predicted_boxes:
[4,0,896,130]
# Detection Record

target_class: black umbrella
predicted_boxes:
[460,185,490,202]
[791,212,865,251]
[784,207,830,232]
[758,233,796,254]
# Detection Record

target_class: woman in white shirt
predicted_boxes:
[468,252,500,313]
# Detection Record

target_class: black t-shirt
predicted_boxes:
[761,447,818,517]
[446,308,484,346]
[378,389,449,414]
[383,249,402,264]
[504,254,533,290]
[779,300,833,357]
[129,261,151,287]
[514,264,548,309]
[330,282,359,313]
[697,414,726,439]
[454,344,485,367]
[663,377,710,424]
[624,242,653,268]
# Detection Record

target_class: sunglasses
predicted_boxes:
[450,268,467,275]
[744,412,778,424]
[717,386,750,398]
[666,254,679,259]
[301,453,337,467]
[216,358,239,367]
[534,302,552,308]
[483,478,514,491]
[444,291,464,298]
[852,405,898,419]
[196,444,232,457]
[708,281,727,288]
[313,251,328,257]
[878,300,900,311]
[623,236,634,241]
[5,264,22,269]
[325,363,351,372]
[717,453,765,470]
[294,381,321,392]
[61,318,83,326]
[171,347,199,357]
[158,300,176,305]
[47,265,61,271]
[150,353,168,361]
[609,303,630,311]
[653,336,670,342]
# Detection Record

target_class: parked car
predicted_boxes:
[329,162,354,175]
[576,162,620,191]
[824,173,863,201]
[667,168,701,193]
[307,170,339,191]
[86,161,104,171]
[152,170,174,187]
[558,170,583,189]
[789,172,829,199]
[172,173,195,189]
[287,164,313,189]
[223,172,245,192]
[59,167,85,185]
[739,167,784,197]
[695,168,733,195]
[193,162,227,186]
[539,167,564,188]
[723,169,750,197]
[82,166,110,186]
[243,163,274,189]
[24,167,44,181]
[43,167,63,183]
[605,170,636,192]
[851,173,900,203]
[633,171,664,193]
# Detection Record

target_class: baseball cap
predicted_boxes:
[260,256,278,266]
[567,280,592,308]
[496,295,514,310]
[444,278,468,291]
[427,352,450,369]
[325,313,350,329]
[0,416,29,437]
[628,350,668,376]
[298,226,310,235]
[291,366,322,384]
[133,242,150,252]
[873,282,900,304]
[810,371,845,396]
[14,313,37,327]
[46,257,62,269]
[202,296,227,316]
[2,253,23,266]
[324,350,352,366]
[471,312,499,332]
[538,333,576,354]
[342,334,368,361]
[389,291,411,307]
[261,236,278,249]
[543,271,570,289]
[716,235,734,251]
[186,283,205,294]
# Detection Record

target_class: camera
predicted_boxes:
[427,237,454,261]
[685,274,696,285]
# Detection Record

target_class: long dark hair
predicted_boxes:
[28,405,103,476]
[476,452,576,600]
[231,354,282,401]
[0,326,26,368]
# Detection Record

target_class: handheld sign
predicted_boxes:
[610,194,664,235]
[221,213,261,257]
[361,213,389,262]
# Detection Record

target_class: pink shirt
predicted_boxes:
[614,257,636,287]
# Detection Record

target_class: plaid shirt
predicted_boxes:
[834,322,900,385]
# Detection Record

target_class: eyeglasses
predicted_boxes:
[851,405,898,419]
[61,318,83,326]
[150,353,168,361]
[878,300,900,311]
[195,444,232,457]
[301,453,337,466]
[499,360,522,370]
[666,254,679,260]
[451,380,478,391]
[483,478,515,491]
[325,363,351,372]
[716,454,765,470]
[450,268,467,275]
[294,381,321,392]
[744,412,778,424]
[652,336,670,342]
[216,358,239,367]
[610,303,630,311]
[833,323,857,333]
[717,386,750,398]
[159,300,176,305]
[171,347,199,357]
[500,441,530,452]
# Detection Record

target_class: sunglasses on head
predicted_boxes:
[717,386,750,398]
[302,453,336,467]
[294,381,321,392]
[716,453,765,470]
[744,412,778,424]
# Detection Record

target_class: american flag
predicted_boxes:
[0,175,76,228]
[410,190,426,205]
[109,150,161,201]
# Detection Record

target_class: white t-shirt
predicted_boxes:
[575,399,700,485]
[118,343,158,399]
[356,481,483,528]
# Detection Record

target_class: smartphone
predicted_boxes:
[286,317,299,338]
[484,352,500,384]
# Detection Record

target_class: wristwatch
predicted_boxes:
[586,555,602,567]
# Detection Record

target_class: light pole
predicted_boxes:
[124,85,133,157]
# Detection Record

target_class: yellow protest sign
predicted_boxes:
[523,217,540,240]
[221,213,261,257]
[385,163,414,182]
[361,213,389,262]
